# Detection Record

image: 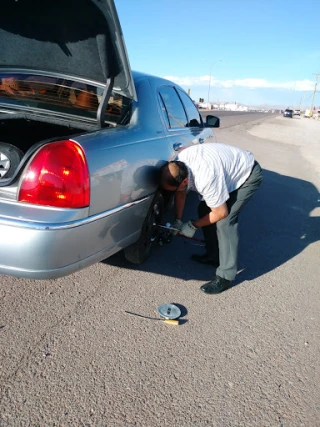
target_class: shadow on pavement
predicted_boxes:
[103,169,320,287]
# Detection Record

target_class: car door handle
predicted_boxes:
[199,138,205,143]
[173,143,183,151]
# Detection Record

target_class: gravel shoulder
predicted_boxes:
[248,116,320,184]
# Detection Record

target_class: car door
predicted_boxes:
[158,85,213,158]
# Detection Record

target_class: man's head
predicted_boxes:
[159,161,189,192]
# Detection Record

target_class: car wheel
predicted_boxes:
[124,191,164,264]
[0,142,23,179]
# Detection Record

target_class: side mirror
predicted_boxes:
[206,115,220,128]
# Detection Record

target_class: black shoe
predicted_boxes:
[200,276,232,294]
[191,253,219,268]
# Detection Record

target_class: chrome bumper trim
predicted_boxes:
[0,196,150,231]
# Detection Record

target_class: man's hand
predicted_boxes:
[171,219,183,235]
[180,220,197,238]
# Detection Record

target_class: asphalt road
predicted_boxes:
[200,110,278,129]
[1,113,319,426]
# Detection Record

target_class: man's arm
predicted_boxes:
[174,189,187,220]
[193,203,228,228]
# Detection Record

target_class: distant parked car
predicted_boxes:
[283,109,293,118]
[0,0,220,279]
[293,109,300,116]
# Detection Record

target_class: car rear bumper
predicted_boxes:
[0,197,151,279]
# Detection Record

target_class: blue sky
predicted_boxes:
[115,0,320,108]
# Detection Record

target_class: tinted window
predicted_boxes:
[178,90,203,127]
[159,86,187,128]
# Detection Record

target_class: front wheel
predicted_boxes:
[124,191,164,264]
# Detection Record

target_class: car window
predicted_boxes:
[177,89,203,127]
[159,86,188,128]
[159,95,170,128]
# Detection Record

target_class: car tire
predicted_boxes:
[124,191,164,264]
[0,142,23,179]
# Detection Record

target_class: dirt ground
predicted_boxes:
[248,115,320,183]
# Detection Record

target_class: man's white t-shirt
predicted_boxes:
[177,143,254,208]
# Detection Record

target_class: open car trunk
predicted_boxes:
[0,72,132,182]
[0,0,136,186]
[0,113,90,181]
[0,114,89,152]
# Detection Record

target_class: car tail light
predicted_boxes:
[18,140,90,208]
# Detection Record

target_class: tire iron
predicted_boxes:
[157,224,180,233]
[125,311,179,325]
[157,224,205,243]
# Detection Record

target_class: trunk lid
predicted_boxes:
[0,0,136,101]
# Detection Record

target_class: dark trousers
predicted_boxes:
[198,161,263,281]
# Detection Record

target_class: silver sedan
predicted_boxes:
[0,0,219,279]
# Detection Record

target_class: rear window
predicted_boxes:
[0,73,132,125]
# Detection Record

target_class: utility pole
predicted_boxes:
[309,73,319,116]
[205,59,222,108]
[207,63,212,107]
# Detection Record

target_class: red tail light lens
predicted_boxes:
[18,140,90,208]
